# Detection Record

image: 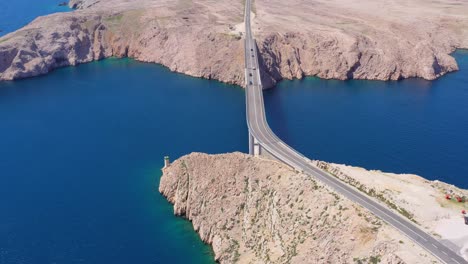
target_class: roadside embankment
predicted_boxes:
[314,160,468,260]
[159,152,439,263]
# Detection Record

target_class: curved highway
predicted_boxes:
[243,0,466,263]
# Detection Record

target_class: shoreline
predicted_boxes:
[313,159,468,260]
[1,0,468,87]
[160,152,468,263]
[1,46,467,89]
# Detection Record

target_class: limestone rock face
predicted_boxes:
[0,0,245,85]
[159,152,438,264]
[0,13,101,80]
[256,32,459,87]
[253,0,468,86]
[1,0,468,87]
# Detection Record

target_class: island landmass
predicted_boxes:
[1,0,468,87]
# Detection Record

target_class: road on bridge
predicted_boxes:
[243,0,466,263]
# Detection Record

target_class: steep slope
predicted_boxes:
[159,152,438,263]
[1,0,468,87]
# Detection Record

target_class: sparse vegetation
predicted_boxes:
[162,153,435,264]
[225,239,240,262]
[318,163,418,223]
[105,14,124,23]
[353,255,381,264]
[0,37,11,44]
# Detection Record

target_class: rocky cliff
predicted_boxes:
[159,152,438,263]
[1,0,468,87]
[253,0,468,87]
[0,0,245,85]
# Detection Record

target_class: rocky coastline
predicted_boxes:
[159,152,449,263]
[1,0,468,88]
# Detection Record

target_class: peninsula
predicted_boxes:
[1,0,468,87]
[160,152,468,263]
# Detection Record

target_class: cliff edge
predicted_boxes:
[1,0,468,87]
[0,0,245,85]
[159,152,438,263]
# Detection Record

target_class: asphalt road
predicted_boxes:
[243,0,467,263]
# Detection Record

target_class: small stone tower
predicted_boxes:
[164,156,170,168]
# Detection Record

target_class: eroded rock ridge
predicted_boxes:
[1,0,468,87]
[159,152,438,263]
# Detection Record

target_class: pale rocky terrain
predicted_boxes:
[254,0,468,86]
[314,160,468,260]
[1,0,468,87]
[159,152,439,264]
[0,0,246,85]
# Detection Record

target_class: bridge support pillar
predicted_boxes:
[248,132,281,162]
[248,132,261,156]
[253,137,261,156]
[249,133,254,155]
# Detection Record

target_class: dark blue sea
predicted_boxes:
[1,2,468,264]
[0,0,70,37]
[0,58,246,263]
[265,50,468,188]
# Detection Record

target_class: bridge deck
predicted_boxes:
[243,0,466,263]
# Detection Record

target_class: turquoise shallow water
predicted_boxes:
[265,50,468,188]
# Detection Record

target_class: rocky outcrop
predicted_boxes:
[68,0,97,9]
[1,0,467,87]
[0,13,102,80]
[159,152,438,263]
[253,0,468,87]
[0,0,246,85]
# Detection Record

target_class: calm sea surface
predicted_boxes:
[265,50,468,188]
[0,59,246,263]
[1,2,468,264]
